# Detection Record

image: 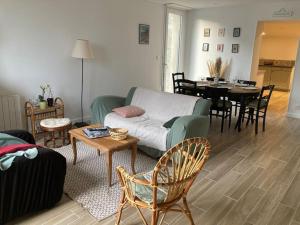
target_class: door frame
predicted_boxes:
[161,6,186,92]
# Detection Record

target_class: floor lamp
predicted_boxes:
[72,39,94,127]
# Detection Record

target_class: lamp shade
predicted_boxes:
[72,39,94,59]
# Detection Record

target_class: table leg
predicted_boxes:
[105,151,112,186]
[235,95,245,132]
[130,144,137,174]
[97,149,100,156]
[71,135,77,165]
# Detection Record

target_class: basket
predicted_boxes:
[109,128,128,141]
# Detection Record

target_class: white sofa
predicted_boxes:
[91,87,211,157]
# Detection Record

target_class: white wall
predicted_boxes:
[184,2,300,81]
[288,40,300,118]
[0,0,164,122]
[260,36,299,60]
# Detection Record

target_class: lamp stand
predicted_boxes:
[74,58,89,128]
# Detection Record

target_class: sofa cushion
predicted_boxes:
[131,170,167,204]
[112,105,145,118]
[130,88,200,122]
[104,112,169,151]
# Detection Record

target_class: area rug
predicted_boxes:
[55,142,157,221]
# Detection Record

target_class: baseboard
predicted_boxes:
[287,112,300,119]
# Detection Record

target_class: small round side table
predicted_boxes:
[40,118,72,148]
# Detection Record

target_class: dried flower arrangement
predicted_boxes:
[207,57,230,78]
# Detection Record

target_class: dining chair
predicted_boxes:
[172,72,185,93]
[244,85,275,134]
[231,80,257,116]
[175,79,197,96]
[204,87,232,133]
[115,137,211,225]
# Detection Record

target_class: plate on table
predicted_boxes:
[218,81,227,84]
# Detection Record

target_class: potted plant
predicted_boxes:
[39,85,47,109]
[46,84,54,107]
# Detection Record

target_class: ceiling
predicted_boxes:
[262,21,300,38]
[148,0,298,9]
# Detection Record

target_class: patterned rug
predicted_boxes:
[55,142,157,221]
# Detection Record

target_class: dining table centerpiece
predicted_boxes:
[207,57,230,84]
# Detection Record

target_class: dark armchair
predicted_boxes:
[0,130,66,224]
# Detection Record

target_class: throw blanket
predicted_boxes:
[0,133,27,146]
[0,144,37,157]
[0,148,38,171]
[0,134,39,171]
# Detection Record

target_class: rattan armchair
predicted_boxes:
[116,137,211,225]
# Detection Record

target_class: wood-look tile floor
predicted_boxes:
[9,91,300,225]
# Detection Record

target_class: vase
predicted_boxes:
[39,101,47,110]
[47,98,54,107]
[214,77,219,84]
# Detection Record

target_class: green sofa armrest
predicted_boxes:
[90,96,126,124]
[193,98,212,116]
[166,115,210,149]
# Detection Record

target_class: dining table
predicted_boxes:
[183,81,261,132]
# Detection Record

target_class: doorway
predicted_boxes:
[251,20,300,115]
[163,8,186,93]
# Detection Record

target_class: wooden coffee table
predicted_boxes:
[69,124,139,186]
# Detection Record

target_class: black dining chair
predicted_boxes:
[204,86,232,133]
[232,80,257,116]
[244,85,275,134]
[175,79,197,96]
[172,72,185,93]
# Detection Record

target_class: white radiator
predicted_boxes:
[0,95,23,130]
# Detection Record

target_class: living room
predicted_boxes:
[1,0,300,225]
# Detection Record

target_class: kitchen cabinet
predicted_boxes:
[259,66,293,91]
[270,67,292,91]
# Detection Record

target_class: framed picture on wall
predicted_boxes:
[203,43,209,51]
[139,24,150,44]
[233,27,241,37]
[218,28,225,37]
[204,28,210,37]
[217,44,224,52]
[232,44,240,53]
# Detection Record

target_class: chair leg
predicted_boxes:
[209,110,212,125]
[246,109,252,126]
[263,114,266,132]
[182,197,195,225]
[246,114,250,126]
[228,108,232,128]
[235,104,238,117]
[255,112,259,135]
[251,111,255,124]
[151,210,159,225]
[115,191,126,225]
[221,111,225,133]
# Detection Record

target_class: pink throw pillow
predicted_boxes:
[112,105,145,118]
